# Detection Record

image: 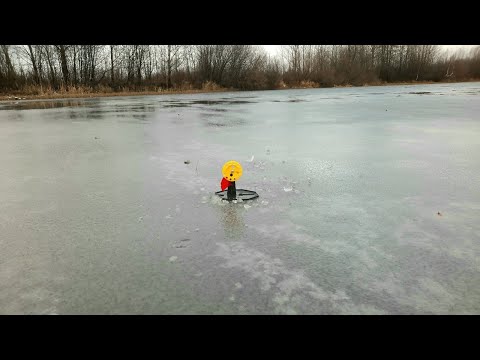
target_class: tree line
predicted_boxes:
[1,45,479,93]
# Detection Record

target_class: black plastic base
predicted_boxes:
[215,189,259,201]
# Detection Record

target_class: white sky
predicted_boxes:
[262,45,478,57]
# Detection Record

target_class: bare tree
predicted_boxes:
[0,45,17,89]
[165,45,183,88]
[1,44,479,94]
[54,45,70,89]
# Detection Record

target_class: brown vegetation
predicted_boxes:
[1,45,479,100]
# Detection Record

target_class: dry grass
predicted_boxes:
[367,80,436,86]
[201,81,224,91]
[1,79,478,101]
[294,80,320,88]
[0,84,235,101]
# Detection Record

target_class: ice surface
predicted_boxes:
[2,83,480,314]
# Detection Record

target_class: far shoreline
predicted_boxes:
[1,80,479,102]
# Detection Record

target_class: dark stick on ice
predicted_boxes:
[227,182,236,201]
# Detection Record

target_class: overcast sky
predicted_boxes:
[262,45,478,57]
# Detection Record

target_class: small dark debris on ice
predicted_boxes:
[174,244,188,248]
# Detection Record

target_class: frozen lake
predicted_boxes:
[1,82,480,314]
